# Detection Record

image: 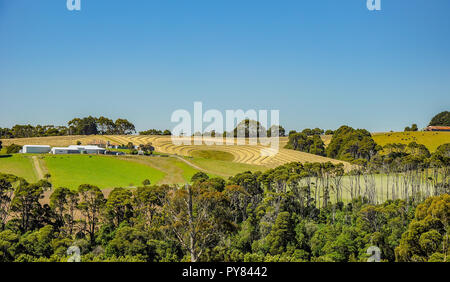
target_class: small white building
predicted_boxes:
[51,147,81,155]
[22,145,51,154]
[68,145,106,154]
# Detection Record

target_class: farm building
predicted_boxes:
[68,145,106,154]
[425,126,450,132]
[22,145,51,154]
[51,147,81,154]
[51,145,106,155]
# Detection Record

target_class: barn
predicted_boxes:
[425,126,450,132]
[22,145,51,154]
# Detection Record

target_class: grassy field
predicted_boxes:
[42,155,166,189]
[0,151,267,187]
[188,157,266,177]
[115,155,210,184]
[0,154,38,183]
[372,131,450,152]
[190,150,235,161]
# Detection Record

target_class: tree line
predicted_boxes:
[286,125,378,161]
[0,116,136,138]
[139,129,172,136]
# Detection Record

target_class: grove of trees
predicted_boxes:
[285,129,326,156]
[429,111,450,126]
[325,126,380,161]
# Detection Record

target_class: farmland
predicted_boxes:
[0,152,265,189]
[0,154,38,183]
[372,131,450,152]
[41,155,166,189]
[1,131,448,189]
[90,135,350,169]
[0,135,348,168]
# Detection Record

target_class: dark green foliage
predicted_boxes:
[404,124,418,132]
[285,132,326,156]
[429,111,450,126]
[68,116,99,135]
[191,172,209,183]
[139,129,172,135]
[233,119,266,138]
[6,144,22,154]
[0,116,136,139]
[0,146,448,262]
[326,125,379,161]
[395,194,449,262]
[267,125,286,137]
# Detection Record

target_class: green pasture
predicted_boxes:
[190,150,235,161]
[188,157,267,177]
[0,154,38,183]
[43,155,165,189]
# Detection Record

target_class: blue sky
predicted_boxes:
[0,0,449,132]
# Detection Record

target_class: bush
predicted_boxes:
[6,144,22,154]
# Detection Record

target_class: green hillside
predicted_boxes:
[43,155,165,189]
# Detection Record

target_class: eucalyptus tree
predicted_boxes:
[77,184,106,245]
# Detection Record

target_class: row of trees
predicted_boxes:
[68,116,135,135]
[230,120,286,138]
[0,125,69,139]
[0,116,136,138]
[139,129,172,136]
[187,120,286,138]
[287,125,380,161]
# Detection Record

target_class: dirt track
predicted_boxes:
[32,156,44,180]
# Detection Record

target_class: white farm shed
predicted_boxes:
[22,145,51,154]
[68,145,106,154]
[51,147,80,155]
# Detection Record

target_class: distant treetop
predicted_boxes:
[429,111,450,126]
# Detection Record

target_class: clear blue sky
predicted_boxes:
[0,0,449,132]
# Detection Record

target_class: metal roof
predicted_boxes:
[23,145,51,148]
